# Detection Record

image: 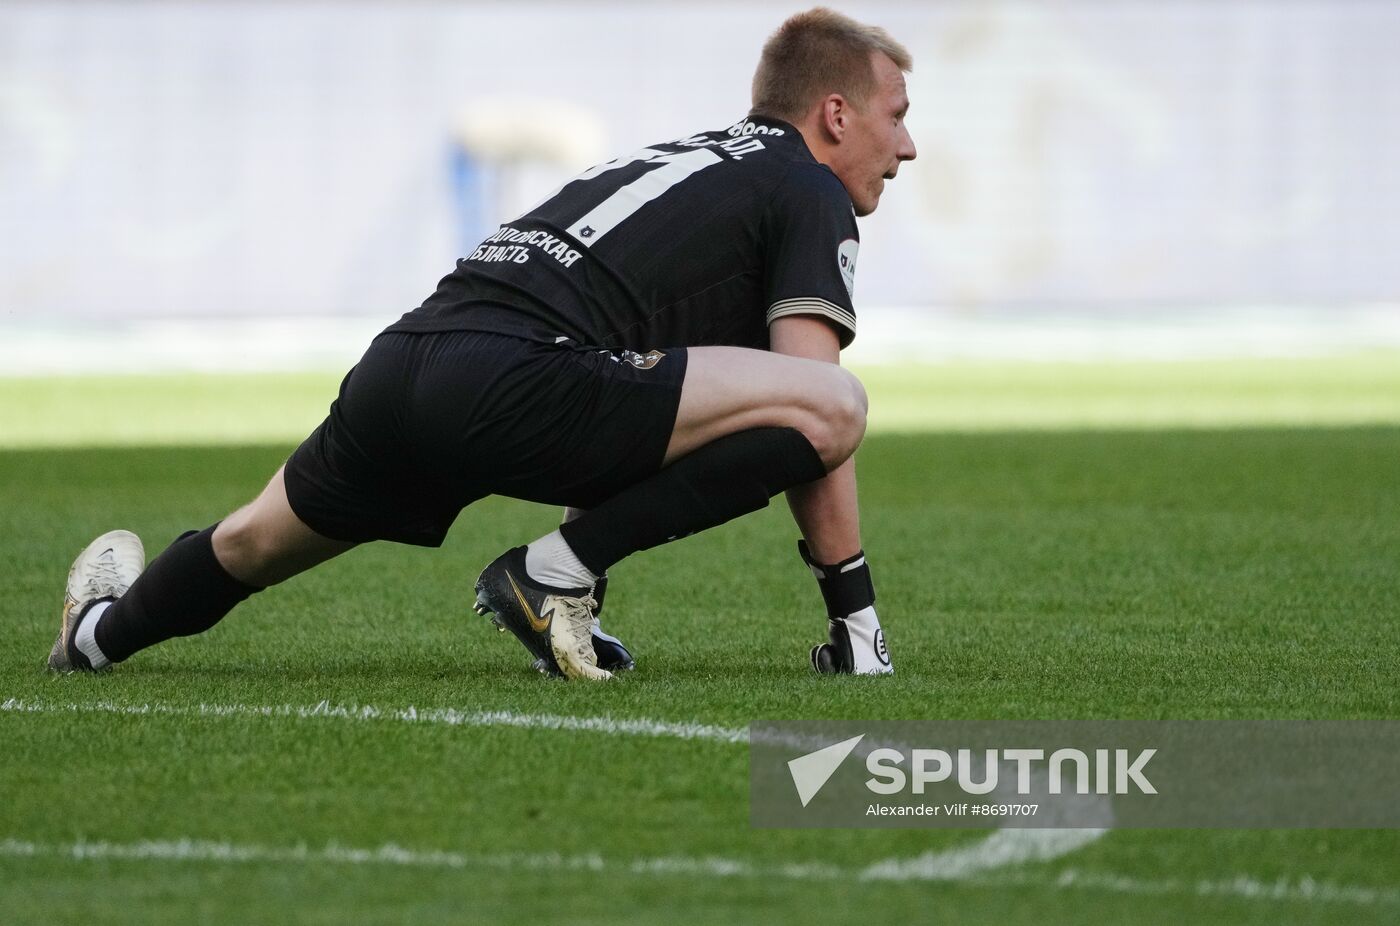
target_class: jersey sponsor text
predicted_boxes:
[471,227,583,268]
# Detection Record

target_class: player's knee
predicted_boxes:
[801,368,867,469]
[828,368,868,458]
[843,368,869,425]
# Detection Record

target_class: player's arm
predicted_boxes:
[768,316,861,562]
[760,165,890,673]
[769,315,891,675]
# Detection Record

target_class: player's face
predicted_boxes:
[841,53,917,216]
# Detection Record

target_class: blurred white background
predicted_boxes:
[2,0,1398,369]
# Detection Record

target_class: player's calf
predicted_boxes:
[560,426,827,578]
[213,468,354,587]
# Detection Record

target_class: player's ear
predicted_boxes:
[821,94,849,142]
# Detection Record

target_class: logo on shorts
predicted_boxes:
[621,349,665,370]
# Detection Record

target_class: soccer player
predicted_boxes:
[50,7,916,681]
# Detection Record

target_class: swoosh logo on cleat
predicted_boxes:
[505,571,550,633]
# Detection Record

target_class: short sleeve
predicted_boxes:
[763,162,861,348]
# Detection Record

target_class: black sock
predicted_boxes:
[94,525,262,663]
[559,427,826,576]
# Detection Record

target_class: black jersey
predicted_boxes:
[388,116,861,351]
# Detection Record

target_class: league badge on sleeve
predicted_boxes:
[837,238,859,300]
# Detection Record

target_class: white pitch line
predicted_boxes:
[982,867,1400,908]
[861,828,1109,882]
[0,838,1395,908]
[0,696,1106,876]
[0,837,840,881]
[0,697,745,744]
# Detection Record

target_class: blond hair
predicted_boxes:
[750,7,913,122]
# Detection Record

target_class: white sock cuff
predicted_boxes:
[525,530,598,589]
[74,600,113,670]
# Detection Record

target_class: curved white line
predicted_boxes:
[0,838,1393,907]
[2,698,1107,875]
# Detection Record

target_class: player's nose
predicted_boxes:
[897,124,917,162]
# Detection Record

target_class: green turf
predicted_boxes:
[4,419,1399,922]
[3,351,1399,448]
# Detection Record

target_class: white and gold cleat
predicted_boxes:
[473,546,611,681]
[545,592,612,682]
[48,529,145,672]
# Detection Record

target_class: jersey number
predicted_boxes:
[564,148,723,247]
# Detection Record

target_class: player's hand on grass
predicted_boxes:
[799,540,893,675]
[811,609,892,675]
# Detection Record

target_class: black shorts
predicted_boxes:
[284,331,688,546]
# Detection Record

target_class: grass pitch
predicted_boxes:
[3,356,1399,924]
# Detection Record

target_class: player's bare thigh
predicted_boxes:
[665,346,867,469]
[212,465,355,587]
